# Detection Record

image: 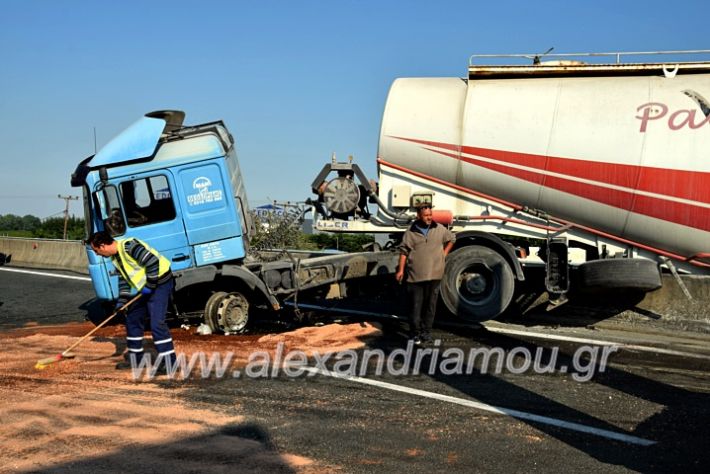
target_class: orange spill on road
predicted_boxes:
[0,321,378,472]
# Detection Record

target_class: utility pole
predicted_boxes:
[58,194,79,240]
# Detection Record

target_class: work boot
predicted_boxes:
[151,354,179,377]
[116,353,146,370]
[115,360,134,370]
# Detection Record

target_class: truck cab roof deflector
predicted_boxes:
[89,110,184,168]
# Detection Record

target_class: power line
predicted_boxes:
[0,195,58,199]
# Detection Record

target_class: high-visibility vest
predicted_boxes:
[113,238,171,290]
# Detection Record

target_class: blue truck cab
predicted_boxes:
[72,110,399,334]
[71,110,253,302]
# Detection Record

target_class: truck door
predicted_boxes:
[116,172,193,270]
[92,171,193,285]
[171,160,246,266]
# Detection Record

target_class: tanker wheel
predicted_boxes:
[441,245,515,321]
[578,259,661,292]
[204,291,228,333]
[215,292,250,334]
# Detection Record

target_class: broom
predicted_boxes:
[35,294,142,369]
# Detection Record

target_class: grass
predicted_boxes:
[0,230,33,237]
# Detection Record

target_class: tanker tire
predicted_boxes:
[205,291,228,333]
[441,245,515,321]
[578,259,661,292]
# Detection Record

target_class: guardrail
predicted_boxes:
[0,237,88,274]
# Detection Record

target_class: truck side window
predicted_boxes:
[94,185,126,237]
[120,175,176,227]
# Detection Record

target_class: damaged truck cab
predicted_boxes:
[72,110,399,332]
[72,111,261,327]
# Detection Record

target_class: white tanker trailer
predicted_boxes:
[311,51,710,321]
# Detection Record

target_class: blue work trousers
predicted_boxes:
[125,278,176,366]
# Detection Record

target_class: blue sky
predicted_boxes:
[0,0,707,218]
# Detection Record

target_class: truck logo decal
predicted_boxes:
[187,176,223,206]
[636,91,710,132]
[388,136,710,233]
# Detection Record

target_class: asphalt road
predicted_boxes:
[2,267,710,473]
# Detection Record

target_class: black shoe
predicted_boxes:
[420,332,433,343]
[117,353,146,370]
[151,357,180,376]
[115,360,137,370]
[410,335,422,346]
[151,363,169,376]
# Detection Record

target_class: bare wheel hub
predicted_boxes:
[462,272,487,295]
[216,292,249,334]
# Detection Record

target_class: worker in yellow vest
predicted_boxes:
[87,231,175,372]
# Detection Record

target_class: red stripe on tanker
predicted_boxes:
[406,140,710,233]
[395,136,710,206]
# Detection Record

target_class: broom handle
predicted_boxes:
[61,294,143,356]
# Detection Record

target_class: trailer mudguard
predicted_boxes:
[451,231,525,281]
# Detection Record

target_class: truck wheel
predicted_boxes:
[578,259,661,292]
[215,292,250,334]
[441,245,515,321]
[204,291,227,333]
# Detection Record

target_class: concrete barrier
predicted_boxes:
[632,274,710,332]
[0,237,88,274]
[512,270,710,334]
[1,237,708,333]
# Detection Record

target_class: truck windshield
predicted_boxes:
[80,187,92,240]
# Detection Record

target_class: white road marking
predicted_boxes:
[301,365,655,446]
[0,267,91,282]
[483,325,710,361]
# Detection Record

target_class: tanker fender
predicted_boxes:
[451,231,525,281]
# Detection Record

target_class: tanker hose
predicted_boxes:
[367,190,413,228]
[370,213,411,229]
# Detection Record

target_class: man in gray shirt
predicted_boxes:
[396,204,455,344]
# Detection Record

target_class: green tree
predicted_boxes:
[0,214,22,230]
[21,215,41,232]
[31,216,85,239]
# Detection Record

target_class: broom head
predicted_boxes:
[35,354,63,370]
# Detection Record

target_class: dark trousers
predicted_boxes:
[407,280,441,336]
[125,278,176,366]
